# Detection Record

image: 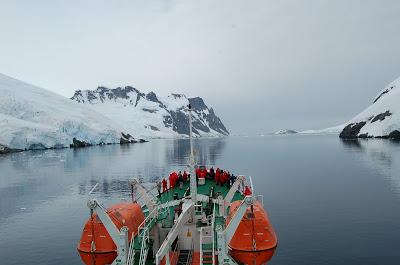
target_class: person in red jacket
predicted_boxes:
[183,171,188,182]
[173,172,178,187]
[162,178,167,192]
[244,185,252,196]
[169,172,175,189]
[222,170,227,185]
[215,168,220,185]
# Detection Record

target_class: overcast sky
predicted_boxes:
[1,0,400,134]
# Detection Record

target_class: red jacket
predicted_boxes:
[199,168,207,178]
[169,173,176,188]
[215,169,220,183]
[244,186,252,196]
[162,179,167,191]
[221,172,228,184]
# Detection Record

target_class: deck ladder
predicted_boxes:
[200,203,216,265]
[127,206,159,265]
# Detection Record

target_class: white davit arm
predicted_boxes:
[87,199,129,265]
[224,195,254,243]
[155,201,195,265]
[224,175,245,210]
[216,196,254,265]
[129,178,156,211]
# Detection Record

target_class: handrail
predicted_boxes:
[186,239,194,265]
[199,203,216,265]
[127,205,159,265]
[127,232,136,265]
[137,207,158,237]
[138,227,150,265]
[170,238,180,265]
[199,227,203,265]
[256,194,264,206]
[249,175,254,195]
[212,202,216,265]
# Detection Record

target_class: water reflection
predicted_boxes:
[1,136,400,265]
[340,138,400,194]
[0,138,227,224]
[165,137,226,166]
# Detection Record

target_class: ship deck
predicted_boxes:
[133,177,247,264]
[158,178,244,204]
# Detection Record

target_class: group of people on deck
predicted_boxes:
[157,171,190,196]
[156,166,252,197]
[204,167,236,188]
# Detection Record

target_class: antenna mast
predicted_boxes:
[188,104,197,202]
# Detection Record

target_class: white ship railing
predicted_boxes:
[211,202,216,265]
[170,239,180,265]
[138,227,150,265]
[127,231,136,265]
[199,227,203,265]
[186,239,195,265]
[127,205,160,265]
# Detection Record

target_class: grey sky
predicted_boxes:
[1,0,400,134]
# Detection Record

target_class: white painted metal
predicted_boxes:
[211,202,216,265]
[88,182,99,195]
[249,175,255,195]
[216,196,254,265]
[188,105,197,202]
[200,227,204,265]
[155,201,195,265]
[129,178,156,211]
[127,234,135,265]
[224,175,246,210]
[137,207,158,237]
[225,196,254,242]
[186,240,195,265]
[256,194,264,206]
[139,227,150,265]
[87,199,129,265]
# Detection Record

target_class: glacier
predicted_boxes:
[0,73,229,153]
[0,73,136,151]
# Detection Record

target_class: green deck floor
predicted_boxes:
[158,178,244,204]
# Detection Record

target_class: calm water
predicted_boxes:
[1,135,400,265]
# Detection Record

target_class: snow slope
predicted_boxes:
[339,77,400,138]
[71,87,229,138]
[0,73,130,150]
[300,124,345,135]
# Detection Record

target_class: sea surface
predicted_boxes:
[1,135,400,265]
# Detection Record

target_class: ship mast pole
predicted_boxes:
[188,104,197,202]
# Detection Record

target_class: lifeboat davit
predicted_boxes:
[77,202,145,265]
[226,200,277,265]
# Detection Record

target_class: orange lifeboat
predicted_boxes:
[226,200,277,265]
[77,202,145,265]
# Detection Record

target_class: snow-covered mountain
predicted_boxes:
[71,86,229,138]
[339,77,400,139]
[0,73,139,152]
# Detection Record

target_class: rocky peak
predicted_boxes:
[171,93,186,99]
[189,97,207,111]
[71,85,229,137]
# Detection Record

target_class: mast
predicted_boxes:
[188,104,197,202]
